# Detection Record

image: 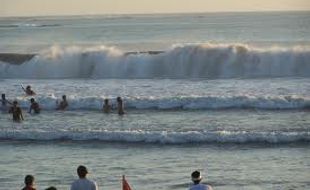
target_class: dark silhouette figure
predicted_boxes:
[116,97,125,115]
[29,98,40,114]
[56,95,68,110]
[103,98,111,113]
[1,93,12,112]
[23,85,36,96]
[9,100,24,122]
[1,93,6,106]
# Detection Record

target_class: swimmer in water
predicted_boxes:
[29,98,40,114]
[56,95,68,110]
[9,100,24,122]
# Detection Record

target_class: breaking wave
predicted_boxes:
[0,23,61,28]
[11,95,310,110]
[0,129,309,144]
[0,44,310,79]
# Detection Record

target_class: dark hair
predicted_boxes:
[24,175,35,186]
[77,165,88,178]
[191,170,202,184]
[104,98,109,103]
[45,186,57,190]
[13,100,18,105]
[26,85,31,89]
[1,94,5,99]
[117,97,122,102]
[62,95,66,99]
[30,98,35,102]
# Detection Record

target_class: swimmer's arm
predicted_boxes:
[20,109,24,120]
[21,85,28,94]
[21,85,26,91]
[2,100,13,105]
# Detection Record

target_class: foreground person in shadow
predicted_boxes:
[71,165,98,190]
[117,97,125,115]
[22,175,36,190]
[9,100,24,122]
[56,95,68,110]
[189,170,213,190]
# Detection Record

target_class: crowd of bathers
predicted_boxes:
[21,165,213,190]
[1,85,125,122]
[5,86,214,190]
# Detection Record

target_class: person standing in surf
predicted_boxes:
[1,94,7,106]
[70,165,98,190]
[1,93,12,112]
[22,85,36,96]
[9,100,24,122]
[56,95,68,110]
[116,96,125,115]
[189,170,213,190]
[29,98,40,114]
[103,98,111,113]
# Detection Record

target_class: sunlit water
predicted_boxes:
[0,78,309,190]
[0,11,310,190]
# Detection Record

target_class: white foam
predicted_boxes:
[1,44,310,79]
[0,129,309,144]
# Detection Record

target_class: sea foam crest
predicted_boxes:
[12,95,310,110]
[0,44,310,79]
[0,129,309,144]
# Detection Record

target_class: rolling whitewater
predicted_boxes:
[0,11,309,190]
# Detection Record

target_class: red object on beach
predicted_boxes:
[122,175,132,190]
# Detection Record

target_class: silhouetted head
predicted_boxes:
[30,98,35,103]
[191,171,202,184]
[117,97,122,102]
[62,95,66,100]
[77,165,88,178]
[24,175,35,186]
[13,100,18,105]
[26,85,31,89]
[1,94,5,100]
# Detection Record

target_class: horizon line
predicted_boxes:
[1,9,309,18]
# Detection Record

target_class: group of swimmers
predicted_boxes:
[21,165,213,190]
[1,85,125,122]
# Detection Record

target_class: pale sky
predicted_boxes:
[1,0,310,17]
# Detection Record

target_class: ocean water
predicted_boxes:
[0,11,310,190]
